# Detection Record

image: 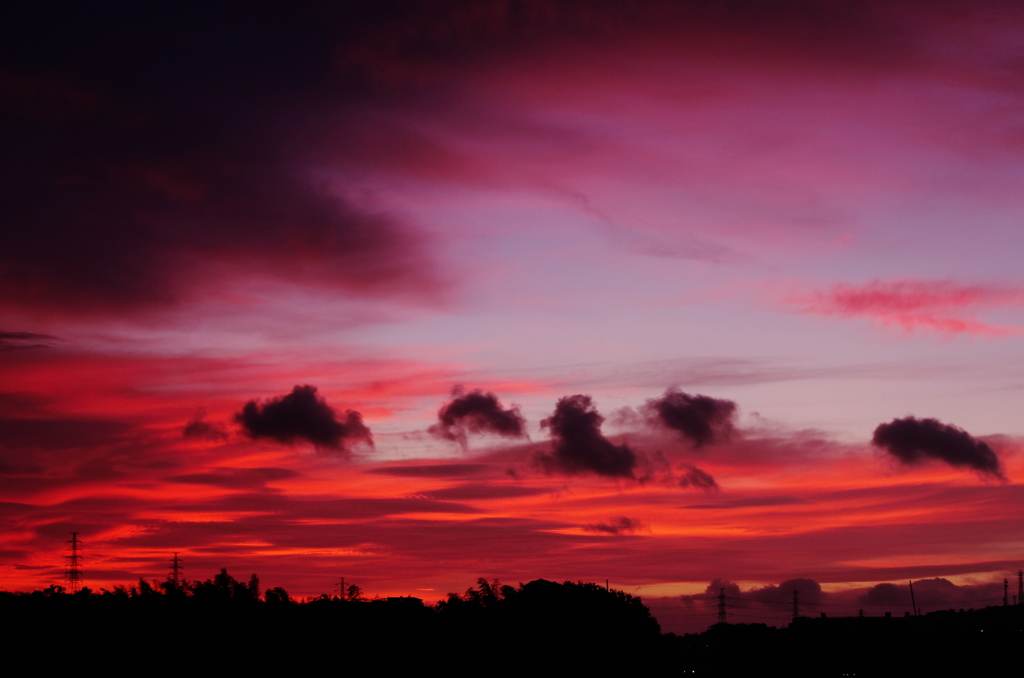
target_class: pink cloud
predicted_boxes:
[791,279,1024,336]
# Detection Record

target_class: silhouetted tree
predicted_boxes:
[265,586,292,605]
[191,568,260,603]
[464,578,503,607]
[246,573,260,600]
[345,584,364,601]
[160,577,189,598]
[133,578,159,597]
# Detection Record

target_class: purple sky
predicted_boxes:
[2,1,1023,632]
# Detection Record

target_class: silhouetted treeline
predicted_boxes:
[0,571,665,671]
[4,571,1019,674]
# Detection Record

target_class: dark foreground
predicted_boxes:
[4,572,1020,675]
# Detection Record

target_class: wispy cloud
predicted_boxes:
[790,279,1024,336]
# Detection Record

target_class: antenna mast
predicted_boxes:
[65,532,82,593]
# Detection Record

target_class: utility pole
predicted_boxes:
[909,580,918,616]
[169,552,183,587]
[65,532,82,593]
[792,590,799,623]
[717,588,727,625]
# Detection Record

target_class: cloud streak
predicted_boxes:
[169,467,297,489]
[793,280,1024,336]
[182,410,228,442]
[0,332,57,352]
[581,516,644,535]
[677,464,719,491]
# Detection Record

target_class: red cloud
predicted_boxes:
[793,279,1024,336]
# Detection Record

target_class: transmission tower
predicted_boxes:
[717,588,727,625]
[169,552,183,586]
[1004,578,1009,606]
[65,532,82,593]
[792,589,799,623]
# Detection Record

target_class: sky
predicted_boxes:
[2,0,1024,632]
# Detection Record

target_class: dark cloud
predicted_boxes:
[0,2,998,317]
[688,577,808,607]
[0,416,130,451]
[607,406,643,429]
[748,578,824,607]
[677,464,718,491]
[317,0,912,83]
[643,388,737,447]
[872,417,1005,479]
[582,516,644,535]
[0,331,57,351]
[8,558,38,567]
[0,3,438,315]
[169,467,298,489]
[165,493,481,522]
[683,495,805,510]
[628,451,718,490]
[677,577,825,628]
[702,578,742,602]
[857,578,1004,610]
[0,391,55,417]
[236,385,372,452]
[429,387,526,450]
[418,484,548,501]
[537,395,636,478]
[182,410,228,442]
[1,0,956,318]
[369,463,492,478]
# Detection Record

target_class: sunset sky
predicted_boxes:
[3,1,1024,632]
